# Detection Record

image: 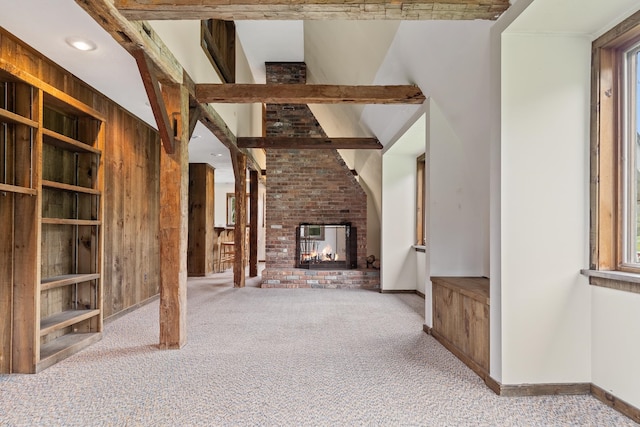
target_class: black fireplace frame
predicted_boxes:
[295,222,357,270]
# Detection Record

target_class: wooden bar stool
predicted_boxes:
[219,230,235,271]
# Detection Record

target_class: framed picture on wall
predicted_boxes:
[226,193,250,226]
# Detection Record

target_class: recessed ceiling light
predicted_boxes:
[210,153,223,157]
[191,134,201,139]
[65,36,97,52]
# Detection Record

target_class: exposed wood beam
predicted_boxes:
[75,0,183,84]
[194,102,237,148]
[193,101,264,183]
[231,151,247,288]
[188,107,201,140]
[196,84,425,104]
[158,82,189,350]
[249,170,259,278]
[201,19,235,84]
[133,49,176,154]
[114,0,509,21]
[237,137,383,150]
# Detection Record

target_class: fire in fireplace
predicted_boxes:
[296,223,357,269]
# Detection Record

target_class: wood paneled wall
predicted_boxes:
[188,163,215,276]
[0,28,161,320]
[103,105,160,317]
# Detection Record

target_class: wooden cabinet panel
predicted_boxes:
[432,277,490,375]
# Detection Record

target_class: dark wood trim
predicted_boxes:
[132,49,176,154]
[589,276,640,295]
[196,84,425,105]
[424,326,640,424]
[498,383,591,397]
[114,0,510,21]
[380,289,423,298]
[484,376,502,395]
[591,384,640,424]
[238,137,382,150]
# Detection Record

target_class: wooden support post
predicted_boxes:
[187,163,215,276]
[231,151,246,288]
[249,170,259,278]
[158,81,188,349]
[12,85,41,373]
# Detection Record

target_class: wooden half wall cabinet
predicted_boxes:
[429,277,490,380]
[1,70,105,373]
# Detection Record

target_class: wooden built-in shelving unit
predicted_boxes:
[0,70,105,373]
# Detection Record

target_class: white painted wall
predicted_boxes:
[416,251,427,296]
[304,21,399,263]
[366,20,493,279]
[339,149,382,260]
[381,153,418,291]
[493,1,640,402]
[592,287,640,407]
[427,100,486,276]
[381,114,426,291]
[499,32,592,384]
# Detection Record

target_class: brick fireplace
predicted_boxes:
[261,63,379,289]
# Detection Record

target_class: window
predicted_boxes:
[622,44,640,265]
[591,12,640,279]
[416,153,426,246]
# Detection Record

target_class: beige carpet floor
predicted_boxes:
[0,271,636,426]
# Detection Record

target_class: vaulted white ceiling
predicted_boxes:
[4,1,636,183]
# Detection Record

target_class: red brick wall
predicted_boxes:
[264,62,368,270]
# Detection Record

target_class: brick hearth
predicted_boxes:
[262,269,380,289]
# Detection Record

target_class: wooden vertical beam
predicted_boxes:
[187,163,215,276]
[249,169,259,277]
[231,151,246,288]
[12,85,41,373]
[158,81,188,349]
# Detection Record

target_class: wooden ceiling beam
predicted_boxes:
[114,0,509,21]
[75,1,262,166]
[238,137,383,149]
[196,84,425,104]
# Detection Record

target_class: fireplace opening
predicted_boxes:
[296,223,357,269]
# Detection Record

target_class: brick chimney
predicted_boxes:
[261,63,378,289]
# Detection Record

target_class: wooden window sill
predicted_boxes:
[580,269,640,295]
